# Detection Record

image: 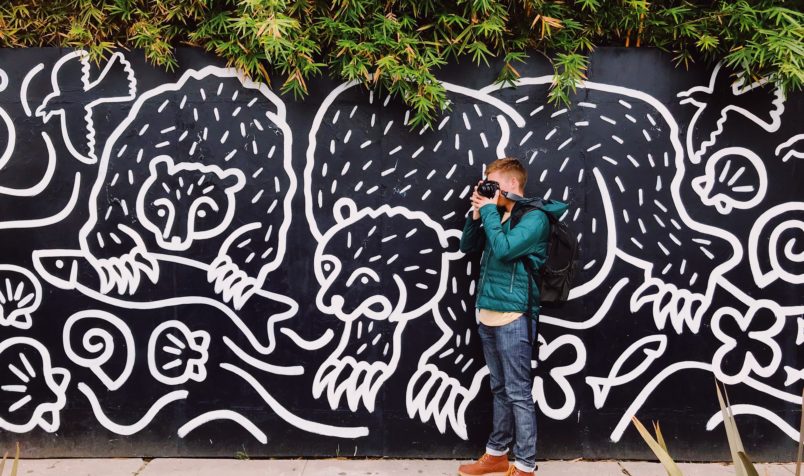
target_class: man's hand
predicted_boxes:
[470,181,482,220]
[471,182,498,220]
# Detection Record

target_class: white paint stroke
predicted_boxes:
[223,336,304,375]
[221,362,369,438]
[0,132,57,197]
[706,404,799,441]
[20,63,45,117]
[278,328,334,351]
[78,382,187,436]
[0,173,81,230]
[610,361,712,442]
[178,410,268,444]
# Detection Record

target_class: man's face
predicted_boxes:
[486,171,519,206]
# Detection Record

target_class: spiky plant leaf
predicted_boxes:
[716,381,746,476]
[716,381,760,476]
[796,387,803,476]
[737,452,759,476]
[653,420,670,454]
[10,443,18,476]
[631,416,683,476]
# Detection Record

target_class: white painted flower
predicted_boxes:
[711,300,785,385]
[0,265,43,330]
[0,337,70,433]
[148,320,210,386]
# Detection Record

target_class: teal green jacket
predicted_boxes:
[460,200,569,313]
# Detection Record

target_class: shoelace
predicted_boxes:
[506,466,531,476]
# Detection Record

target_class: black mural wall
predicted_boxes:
[0,47,801,460]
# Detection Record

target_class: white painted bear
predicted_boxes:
[136,156,245,252]
[312,198,462,413]
[78,66,294,310]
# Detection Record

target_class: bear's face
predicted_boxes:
[314,199,462,323]
[136,156,245,251]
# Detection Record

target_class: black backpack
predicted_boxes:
[510,198,579,344]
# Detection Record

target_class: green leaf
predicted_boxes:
[466,40,492,65]
[695,34,719,52]
[575,0,600,13]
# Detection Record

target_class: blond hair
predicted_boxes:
[486,157,527,190]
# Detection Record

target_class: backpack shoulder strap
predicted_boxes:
[511,199,559,230]
[511,199,544,228]
[523,256,541,361]
[513,199,554,351]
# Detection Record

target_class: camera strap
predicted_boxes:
[501,191,527,201]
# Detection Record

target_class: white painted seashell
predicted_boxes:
[148,320,210,386]
[691,147,767,214]
[0,265,43,330]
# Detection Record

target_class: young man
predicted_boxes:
[458,158,568,476]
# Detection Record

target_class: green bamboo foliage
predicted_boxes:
[0,1,801,126]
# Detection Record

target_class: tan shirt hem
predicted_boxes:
[477,308,521,327]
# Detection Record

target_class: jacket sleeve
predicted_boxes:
[460,214,486,253]
[479,204,549,261]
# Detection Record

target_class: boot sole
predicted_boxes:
[458,471,509,476]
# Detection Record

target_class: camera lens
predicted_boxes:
[477,180,499,198]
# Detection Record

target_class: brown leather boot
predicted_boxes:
[457,453,510,476]
[504,465,536,476]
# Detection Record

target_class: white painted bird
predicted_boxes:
[35,50,137,164]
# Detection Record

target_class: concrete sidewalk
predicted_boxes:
[11,459,800,475]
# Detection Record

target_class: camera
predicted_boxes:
[476,179,500,199]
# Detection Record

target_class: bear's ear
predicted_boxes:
[332,198,358,223]
[149,155,174,176]
[218,169,245,193]
[442,230,464,261]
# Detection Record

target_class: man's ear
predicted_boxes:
[508,175,520,193]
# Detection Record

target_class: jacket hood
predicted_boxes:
[515,197,569,217]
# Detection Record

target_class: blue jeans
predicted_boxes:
[478,315,537,473]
